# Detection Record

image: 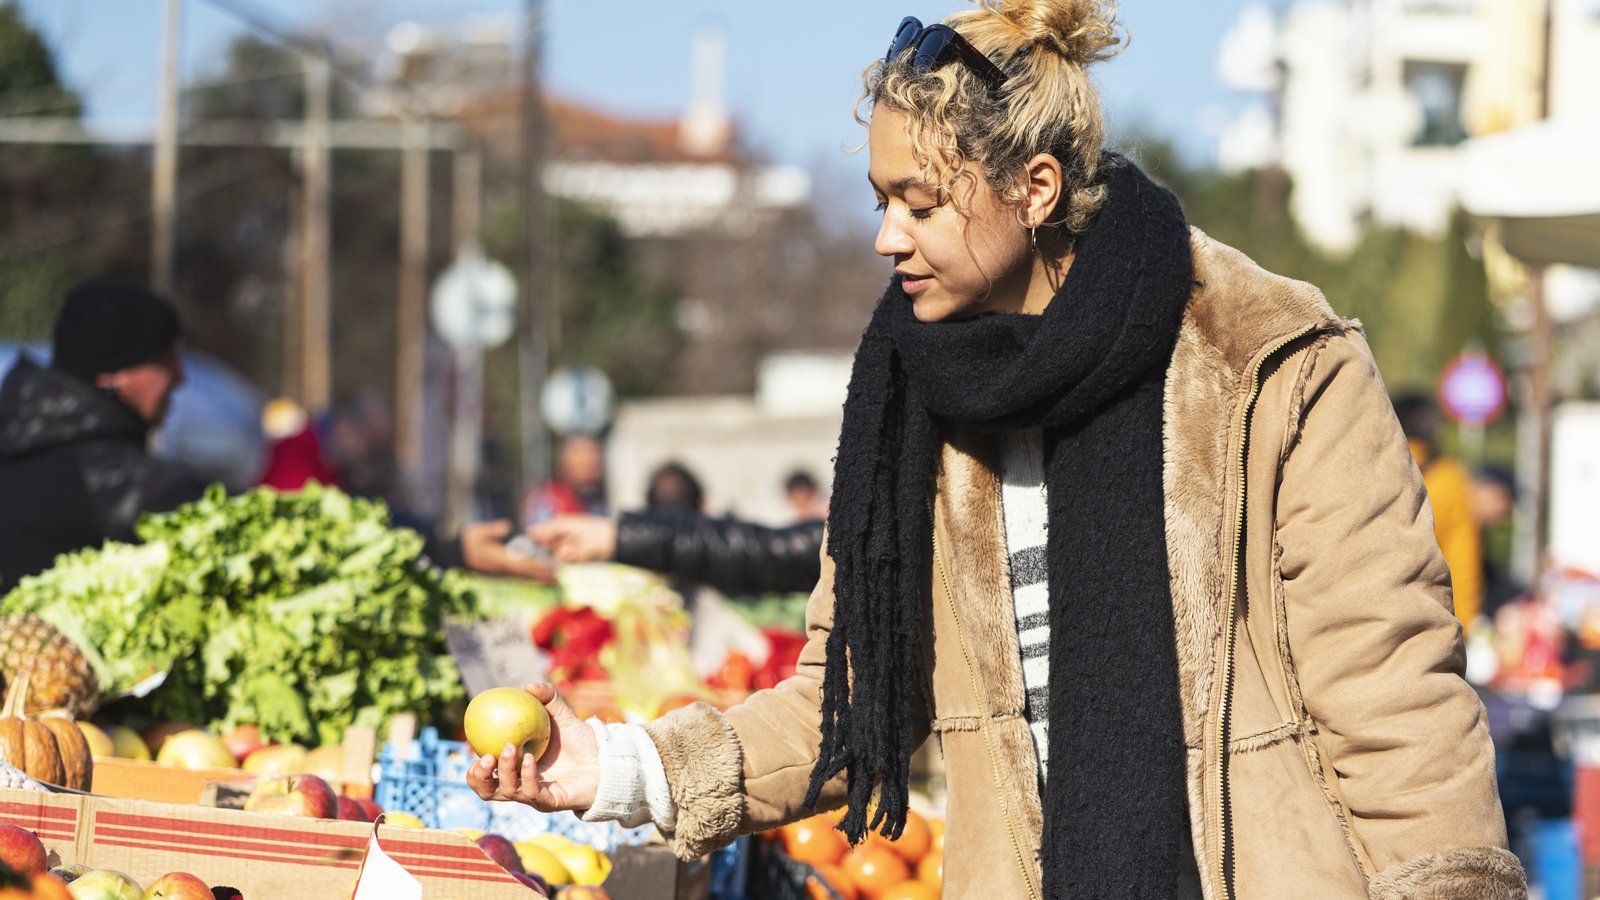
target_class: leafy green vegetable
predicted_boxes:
[2,484,478,744]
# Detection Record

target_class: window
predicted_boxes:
[1404,60,1469,147]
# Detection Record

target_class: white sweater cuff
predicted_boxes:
[579,719,677,830]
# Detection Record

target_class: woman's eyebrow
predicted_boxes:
[867,174,938,194]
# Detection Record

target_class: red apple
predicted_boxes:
[353,797,382,820]
[142,721,199,756]
[241,744,306,776]
[144,871,212,898]
[510,871,548,896]
[221,725,266,762]
[475,833,524,874]
[242,774,338,819]
[0,822,47,875]
[335,796,370,822]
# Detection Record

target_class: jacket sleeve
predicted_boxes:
[641,537,928,859]
[1274,334,1522,896]
[615,510,824,596]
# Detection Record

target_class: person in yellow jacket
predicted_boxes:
[1395,393,1483,628]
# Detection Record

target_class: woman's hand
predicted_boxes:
[529,515,618,564]
[466,683,599,812]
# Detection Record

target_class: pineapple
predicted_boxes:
[0,613,99,718]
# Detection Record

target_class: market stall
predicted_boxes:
[0,484,779,898]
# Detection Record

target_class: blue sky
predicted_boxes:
[14,0,1255,173]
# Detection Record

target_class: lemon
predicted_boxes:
[523,832,578,853]
[513,843,572,885]
[553,843,612,885]
[382,811,425,828]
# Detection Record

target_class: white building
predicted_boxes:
[1218,0,1600,256]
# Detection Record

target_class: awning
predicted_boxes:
[1459,119,1600,268]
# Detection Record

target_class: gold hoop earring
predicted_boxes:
[1029,225,1039,255]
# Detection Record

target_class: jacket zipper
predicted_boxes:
[1213,325,1319,900]
[930,501,1042,900]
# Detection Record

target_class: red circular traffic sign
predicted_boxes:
[1438,350,1508,426]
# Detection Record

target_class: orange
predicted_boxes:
[841,845,911,900]
[878,881,939,900]
[784,815,849,866]
[916,849,943,888]
[807,862,860,900]
[928,818,944,853]
[885,810,931,863]
[861,829,896,856]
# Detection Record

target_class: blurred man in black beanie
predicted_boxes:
[0,277,208,591]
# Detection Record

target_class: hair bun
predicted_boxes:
[990,0,1123,66]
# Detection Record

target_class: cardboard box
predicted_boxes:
[0,787,707,899]
[90,757,255,805]
[0,788,534,898]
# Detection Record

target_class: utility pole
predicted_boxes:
[453,144,482,254]
[518,0,552,495]
[299,49,333,413]
[1526,0,1557,574]
[151,0,182,295]
[396,119,430,487]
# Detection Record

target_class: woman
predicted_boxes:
[468,2,1523,897]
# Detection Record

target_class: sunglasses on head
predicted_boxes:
[886,16,1008,89]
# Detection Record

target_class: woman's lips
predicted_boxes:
[900,275,929,295]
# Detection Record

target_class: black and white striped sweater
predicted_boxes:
[999,429,1052,780]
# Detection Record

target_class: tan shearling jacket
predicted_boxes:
[640,230,1526,900]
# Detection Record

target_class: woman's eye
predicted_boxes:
[909,207,935,220]
[874,200,888,213]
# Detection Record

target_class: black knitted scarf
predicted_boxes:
[806,158,1193,898]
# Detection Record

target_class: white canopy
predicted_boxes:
[1460,119,1600,268]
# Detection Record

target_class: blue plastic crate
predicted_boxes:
[375,726,654,849]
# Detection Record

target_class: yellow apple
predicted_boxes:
[154,731,237,770]
[105,725,151,761]
[76,722,115,757]
[463,688,550,760]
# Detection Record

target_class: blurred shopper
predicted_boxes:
[644,461,705,514]
[520,434,607,525]
[782,469,829,522]
[472,4,1519,896]
[1473,463,1524,618]
[1395,393,1483,628]
[327,391,397,502]
[256,398,339,492]
[0,277,207,591]
[450,433,611,584]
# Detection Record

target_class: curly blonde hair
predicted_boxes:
[859,0,1124,235]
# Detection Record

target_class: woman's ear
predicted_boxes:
[1021,153,1065,228]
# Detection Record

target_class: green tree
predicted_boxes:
[1120,132,1502,398]
[482,198,683,399]
[0,1,131,341]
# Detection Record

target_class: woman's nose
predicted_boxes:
[875,216,911,258]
